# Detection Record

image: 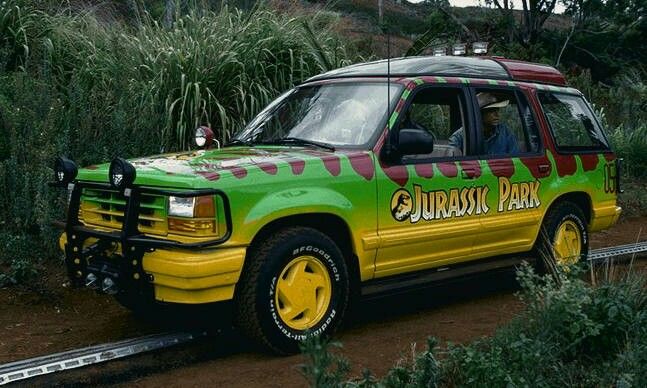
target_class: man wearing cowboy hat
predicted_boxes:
[449,92,519,155]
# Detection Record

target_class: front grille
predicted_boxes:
[79,188,167,235]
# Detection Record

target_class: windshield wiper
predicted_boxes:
[265,137,335,152]
[225,139,254,147]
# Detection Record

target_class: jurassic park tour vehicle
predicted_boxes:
[52,44,622,354]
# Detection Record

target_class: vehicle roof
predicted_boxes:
[306,56,566,86]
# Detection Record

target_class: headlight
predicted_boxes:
[168,196,196,218]
[168,195,218,236]
[109,157,136,190]
[54,156,78,184]
[168,195,215,218]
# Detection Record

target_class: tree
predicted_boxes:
[558,0,647,80]
[164,0,175,28]
[487,0,559,47]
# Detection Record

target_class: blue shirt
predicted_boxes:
[449,124,519,155]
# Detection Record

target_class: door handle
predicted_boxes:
[461,169,477,179]
[538,164,551,173]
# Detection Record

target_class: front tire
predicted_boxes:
[234,227,350,355]
[114,291,163,318]
[536,201,589,273]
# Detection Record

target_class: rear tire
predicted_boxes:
[234,227,350,355]
[536,201,588,274]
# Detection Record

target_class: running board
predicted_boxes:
[362,241,647,298]
[361,256,527,298]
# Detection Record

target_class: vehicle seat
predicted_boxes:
[430,139,462,157]
[404,139,462,160]
[431,144,463,158]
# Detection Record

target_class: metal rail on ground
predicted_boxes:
[1,241,646,385]
[588,241,647,262]
[0,331,206,385]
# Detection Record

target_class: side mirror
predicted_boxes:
[398,128,434,155]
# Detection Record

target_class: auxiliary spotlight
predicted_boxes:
[53,156,78,185]
[109,157,136,190]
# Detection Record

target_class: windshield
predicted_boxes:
[233,82,403,147]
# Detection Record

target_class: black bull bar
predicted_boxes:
[51,180,232,289]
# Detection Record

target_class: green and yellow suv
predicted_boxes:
[53,56,621,354]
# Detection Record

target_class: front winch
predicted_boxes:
[101,277,118,295]
[85,273,99,290]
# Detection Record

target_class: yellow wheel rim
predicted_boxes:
[553,220,582,267]
[275,255,332,331]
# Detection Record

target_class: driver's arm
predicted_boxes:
[502,125,520,154]
[448,128,464,150]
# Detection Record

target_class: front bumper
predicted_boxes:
[59,233,245,303]
[55,180,242,304]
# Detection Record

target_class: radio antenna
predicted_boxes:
[379,1,391,130]
[387,28,391,122]
[379,1,395,161]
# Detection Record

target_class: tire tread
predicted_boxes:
[234,226,345,354]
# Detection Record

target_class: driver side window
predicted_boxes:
[400,86,469,160]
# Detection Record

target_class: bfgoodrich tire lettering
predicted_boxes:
[536,201,589,273]
[234,227,349,355]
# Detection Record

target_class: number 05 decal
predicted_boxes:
[604,162,617,193]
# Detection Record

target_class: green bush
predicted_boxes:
[568,69,647,132]
[609,125,647,179]
[298,335,351,388]
[617,178,647,217]
[299,265,647,387]
[442,266,646,387]
[0,232,39,286]
[0,73,66,258]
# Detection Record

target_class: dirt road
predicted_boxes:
[1,216,645,387]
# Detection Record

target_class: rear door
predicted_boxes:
[469,85,552,257]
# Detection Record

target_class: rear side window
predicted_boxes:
[473,88,541,156]
[538,92,609,151]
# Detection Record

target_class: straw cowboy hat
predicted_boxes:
[477,92,509,109]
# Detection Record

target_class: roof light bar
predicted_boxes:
[432,46,446,56]
[452,43,466,56]
[472,42,488,55]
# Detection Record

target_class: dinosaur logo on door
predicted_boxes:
[390,189,413,221]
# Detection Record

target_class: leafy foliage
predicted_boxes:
[298,335,351,388]
[0,0,355,281]
[299,265,647,387]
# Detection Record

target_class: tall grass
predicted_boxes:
[0,1,354,283]
[32,3,353,150]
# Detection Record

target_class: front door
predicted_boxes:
[374,82,483,278]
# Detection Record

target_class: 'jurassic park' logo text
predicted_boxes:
[391,178,541,223]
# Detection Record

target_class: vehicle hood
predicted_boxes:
[77,146,376,188]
